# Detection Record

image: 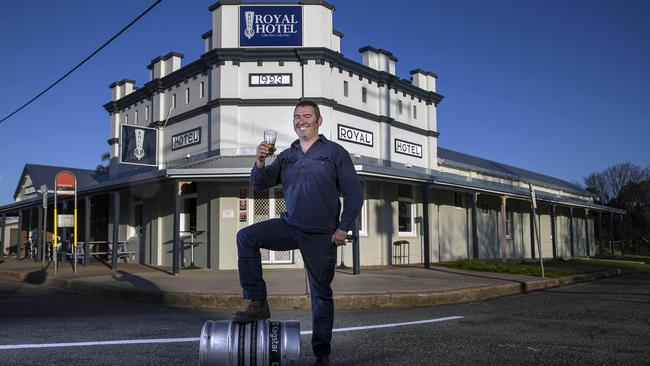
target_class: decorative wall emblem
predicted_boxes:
[134,129,145,160]
[244,11,255,39]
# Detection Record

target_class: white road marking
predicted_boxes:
[0,337,201,350]
[0,316,463,351]
[300,315,464,335]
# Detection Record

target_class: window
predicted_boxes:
[179,182,197,235]
[398,184,415,236]
[124,114,129,124]
[145,105,149,121]
[185,88,190,104]
[134,110,138,124]
[398,100,403,114]
[413,105,417,119]
[362,87,367,103]
[480,202,490,215]
[343,81,348,97]
[505,209,513,239]
[251,188,293,264]
[454,192,464,208]
[172,94,177,108]
[199,81,205,99]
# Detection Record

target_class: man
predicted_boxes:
[234,100,364,366]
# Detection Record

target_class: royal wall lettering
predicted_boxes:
[338,124,374,147]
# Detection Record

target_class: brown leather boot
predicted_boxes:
[231,299,271,323]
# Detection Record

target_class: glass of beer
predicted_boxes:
[264,129,277,155]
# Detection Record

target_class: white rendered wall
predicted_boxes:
[211,6,239,48]
[302,4,333,49]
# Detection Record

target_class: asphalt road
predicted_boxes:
[0,274,648,365]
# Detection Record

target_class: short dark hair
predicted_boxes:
[294,100,321,119]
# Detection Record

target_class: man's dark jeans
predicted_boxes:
[236,218,337,357]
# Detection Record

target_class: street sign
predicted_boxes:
[41,185,48,208]
[54,171,78,274]
[57,214,74,228]
[528,183,544,278]
[55,171,76,195]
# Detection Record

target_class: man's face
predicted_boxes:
[293,105,322,141]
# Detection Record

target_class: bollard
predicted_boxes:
[200,320,301,366]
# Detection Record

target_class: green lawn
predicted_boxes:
[593,254,650,264]
[437,258,650,278]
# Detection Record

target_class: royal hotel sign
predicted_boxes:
[239,6,302,47]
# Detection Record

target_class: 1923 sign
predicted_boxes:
[249,73,292,87]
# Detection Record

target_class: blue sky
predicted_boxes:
[0,0,648,205]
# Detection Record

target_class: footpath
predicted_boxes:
[0,257,620,310]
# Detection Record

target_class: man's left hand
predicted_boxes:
[331,229,348,246]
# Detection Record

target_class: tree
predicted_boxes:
[584,162,646,205]
[95,151,110,173]
[614,181,650,251]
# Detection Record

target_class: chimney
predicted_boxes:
[202,30,213,53]
[147,52,184,81]
[331,29,343,53]
[109,79,136,101]
[359,45,397,75]
[409,69,437,93]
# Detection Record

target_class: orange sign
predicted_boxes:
[55,171,76,195]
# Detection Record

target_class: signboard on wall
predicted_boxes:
[338,124,373,147]
[249,73,293,87]
[240,6,302,47]
[394,139,423,158]
[172,127,201,151]
[120,125,158,166]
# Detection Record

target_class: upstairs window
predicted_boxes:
[199,81,205,99]
[172,94,177,109]
[134,110,138,124]
[343,81,348,97]
[362,87,367,103]
[145,105,149,121]
[398,100,403,114]
[413,105,417,119]
[185,88,190,104]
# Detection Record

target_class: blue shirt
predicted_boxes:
[251,135,364,233]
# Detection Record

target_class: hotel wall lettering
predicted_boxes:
[394,138,423,158]
[172,127,201,151]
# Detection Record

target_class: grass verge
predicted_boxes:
[592,254,650,264]
[437,258,650,278]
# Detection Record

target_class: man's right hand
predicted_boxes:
[256,141,270,169]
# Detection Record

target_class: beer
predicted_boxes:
[265,143,276,155]
[264,129,277,156]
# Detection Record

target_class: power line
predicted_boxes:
[0,0,163,126]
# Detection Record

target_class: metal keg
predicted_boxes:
[200,320,301,366]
